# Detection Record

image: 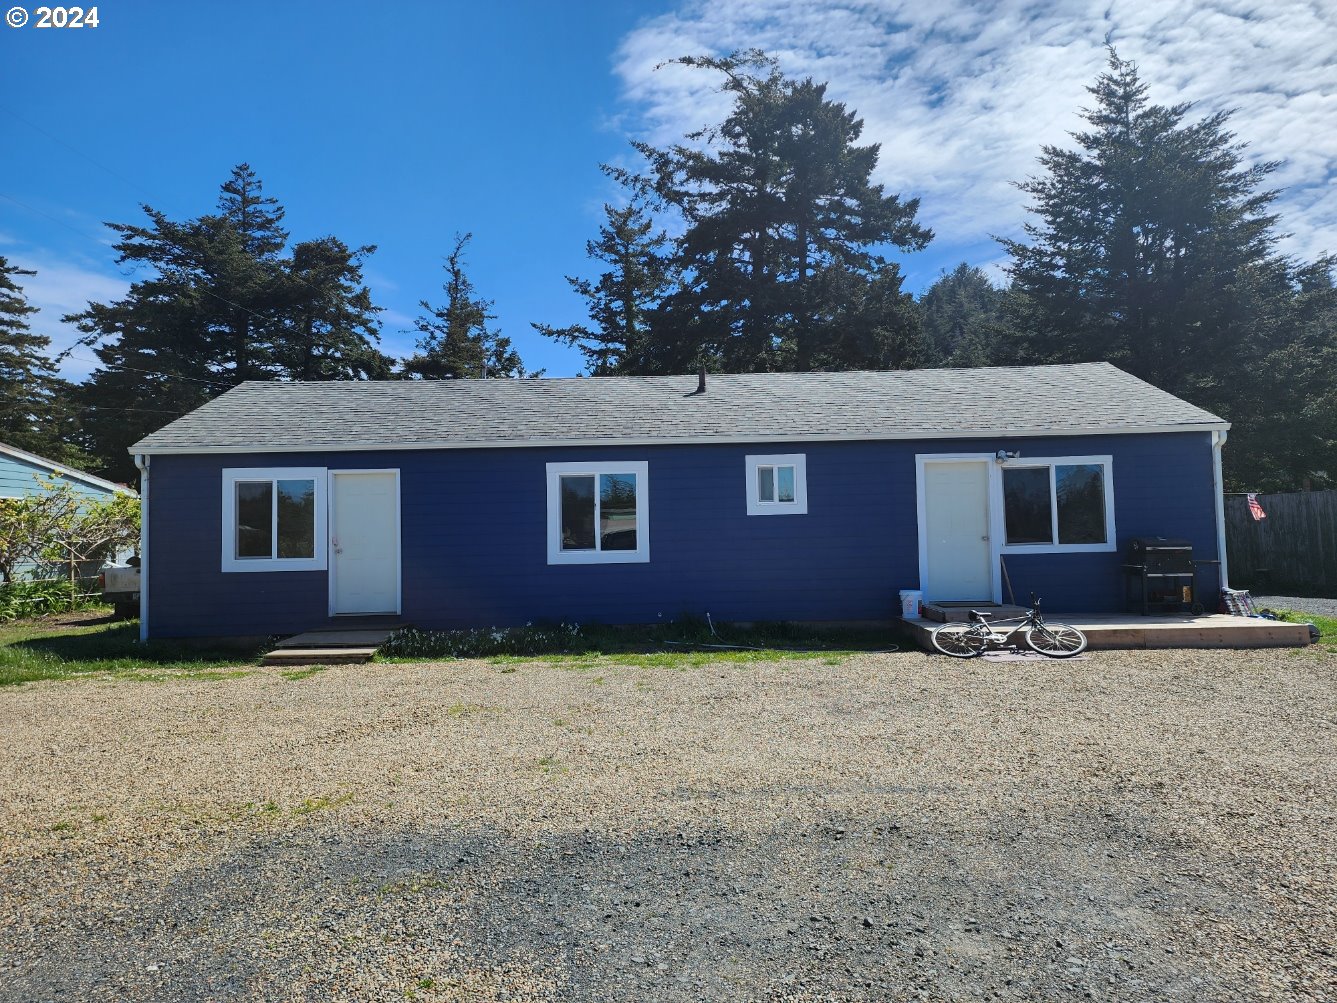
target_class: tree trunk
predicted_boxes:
[796,220,810,370]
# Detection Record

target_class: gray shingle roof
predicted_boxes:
[129,363,1226,454]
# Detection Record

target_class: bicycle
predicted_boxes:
[930,593,1088,658]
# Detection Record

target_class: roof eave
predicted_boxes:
[1,442,136,494]
[128,420,1231,456]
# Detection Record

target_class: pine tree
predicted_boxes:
[278,237,392,379]
[624,51,932,373]
[0,257,88,466]
[920,263,1007,367]
[1000,50,1282,404]
[1219,258,1337,490]
[999,49,1335,489]
[67,165,392,480]
[402,234,526,379]
[204,162,289,382]
[533,194,673,375]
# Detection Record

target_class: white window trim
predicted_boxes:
[745,453,808,515]
[546,460,650,565]
[998,455,1116,554]
[221,467,328,572]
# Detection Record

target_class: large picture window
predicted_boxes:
[745,453,808,515]
[546,461,649,564]
[1001,456,1115,553]
[222,468,327,572]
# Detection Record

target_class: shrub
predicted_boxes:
[380,622,588,659]
[0,578,103,622]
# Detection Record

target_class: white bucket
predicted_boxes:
[899,589,924,619]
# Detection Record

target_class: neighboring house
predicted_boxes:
[128,363,1231,640]
[0,443,130,504]
[0,442,136,579]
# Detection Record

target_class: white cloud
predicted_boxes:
[9,254,129,381]
[613,0,1337,265]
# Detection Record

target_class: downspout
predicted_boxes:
[1211,429,1229,591]
[134,453,149,643]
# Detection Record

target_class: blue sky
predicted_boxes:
[3,0,1334,381]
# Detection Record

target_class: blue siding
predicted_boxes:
[0,453,119,504]
[144,432,1221,637]
[1,452,130,580]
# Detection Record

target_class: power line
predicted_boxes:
[0,106,152,199]
[0,190,111,246]
[1,125,393,391]
[0,110,368,306]
[84,406,198,415]
[59,350,234,388]
[0,189,283,332]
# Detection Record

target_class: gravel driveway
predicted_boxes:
[1253,595,1337,618]
[1,648,1334,1002]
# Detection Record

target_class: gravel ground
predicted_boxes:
[1253,596,1337,619]
[1,648,1334,1002]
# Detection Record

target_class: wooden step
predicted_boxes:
[273,629,395,649]
[922,603,1027,623]
[261,647,379,666]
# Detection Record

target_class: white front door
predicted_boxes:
[330,471,400,615]
[921,460,993,601]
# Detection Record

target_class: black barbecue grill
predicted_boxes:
[1122,537,1216,615]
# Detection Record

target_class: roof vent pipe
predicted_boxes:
[697,365,707,394]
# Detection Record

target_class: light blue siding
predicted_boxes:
[1,450,132,580]
[0,453,119,504]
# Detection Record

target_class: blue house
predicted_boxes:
[127,363,1231,640]
[0,442,131,505]
[1,442,136,581]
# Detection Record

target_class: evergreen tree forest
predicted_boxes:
[0,257,88,467]
[2,52,1332,490]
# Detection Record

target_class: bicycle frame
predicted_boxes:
[959,600,1052,650]
[931,593,1088,659]
[958,612,1032,650]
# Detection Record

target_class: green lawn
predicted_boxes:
[0,611,262,687]
[376,618,904,667]
[0,612,901,687]
[1278,609,1337,653]
[3,605,1327,688]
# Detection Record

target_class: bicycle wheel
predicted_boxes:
[1025,622,1088,658]
[931,623,987,658]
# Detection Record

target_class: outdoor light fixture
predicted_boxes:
[995,449,1021,462]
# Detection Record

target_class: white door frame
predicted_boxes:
[327,468,402,617]
[915,453,1003,604]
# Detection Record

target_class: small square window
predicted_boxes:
[746,454,807,515]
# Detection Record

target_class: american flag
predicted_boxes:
[1247,493,1267,521]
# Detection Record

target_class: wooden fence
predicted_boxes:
[1225,489,1337,595]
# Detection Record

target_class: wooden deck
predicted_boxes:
[900,612,1312,652]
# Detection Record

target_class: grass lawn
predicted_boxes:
[376,618,903,667]
[1277,609,1337,653]
[4,607,1323,690]
[0,610,263,687]
[0,612,903,687]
